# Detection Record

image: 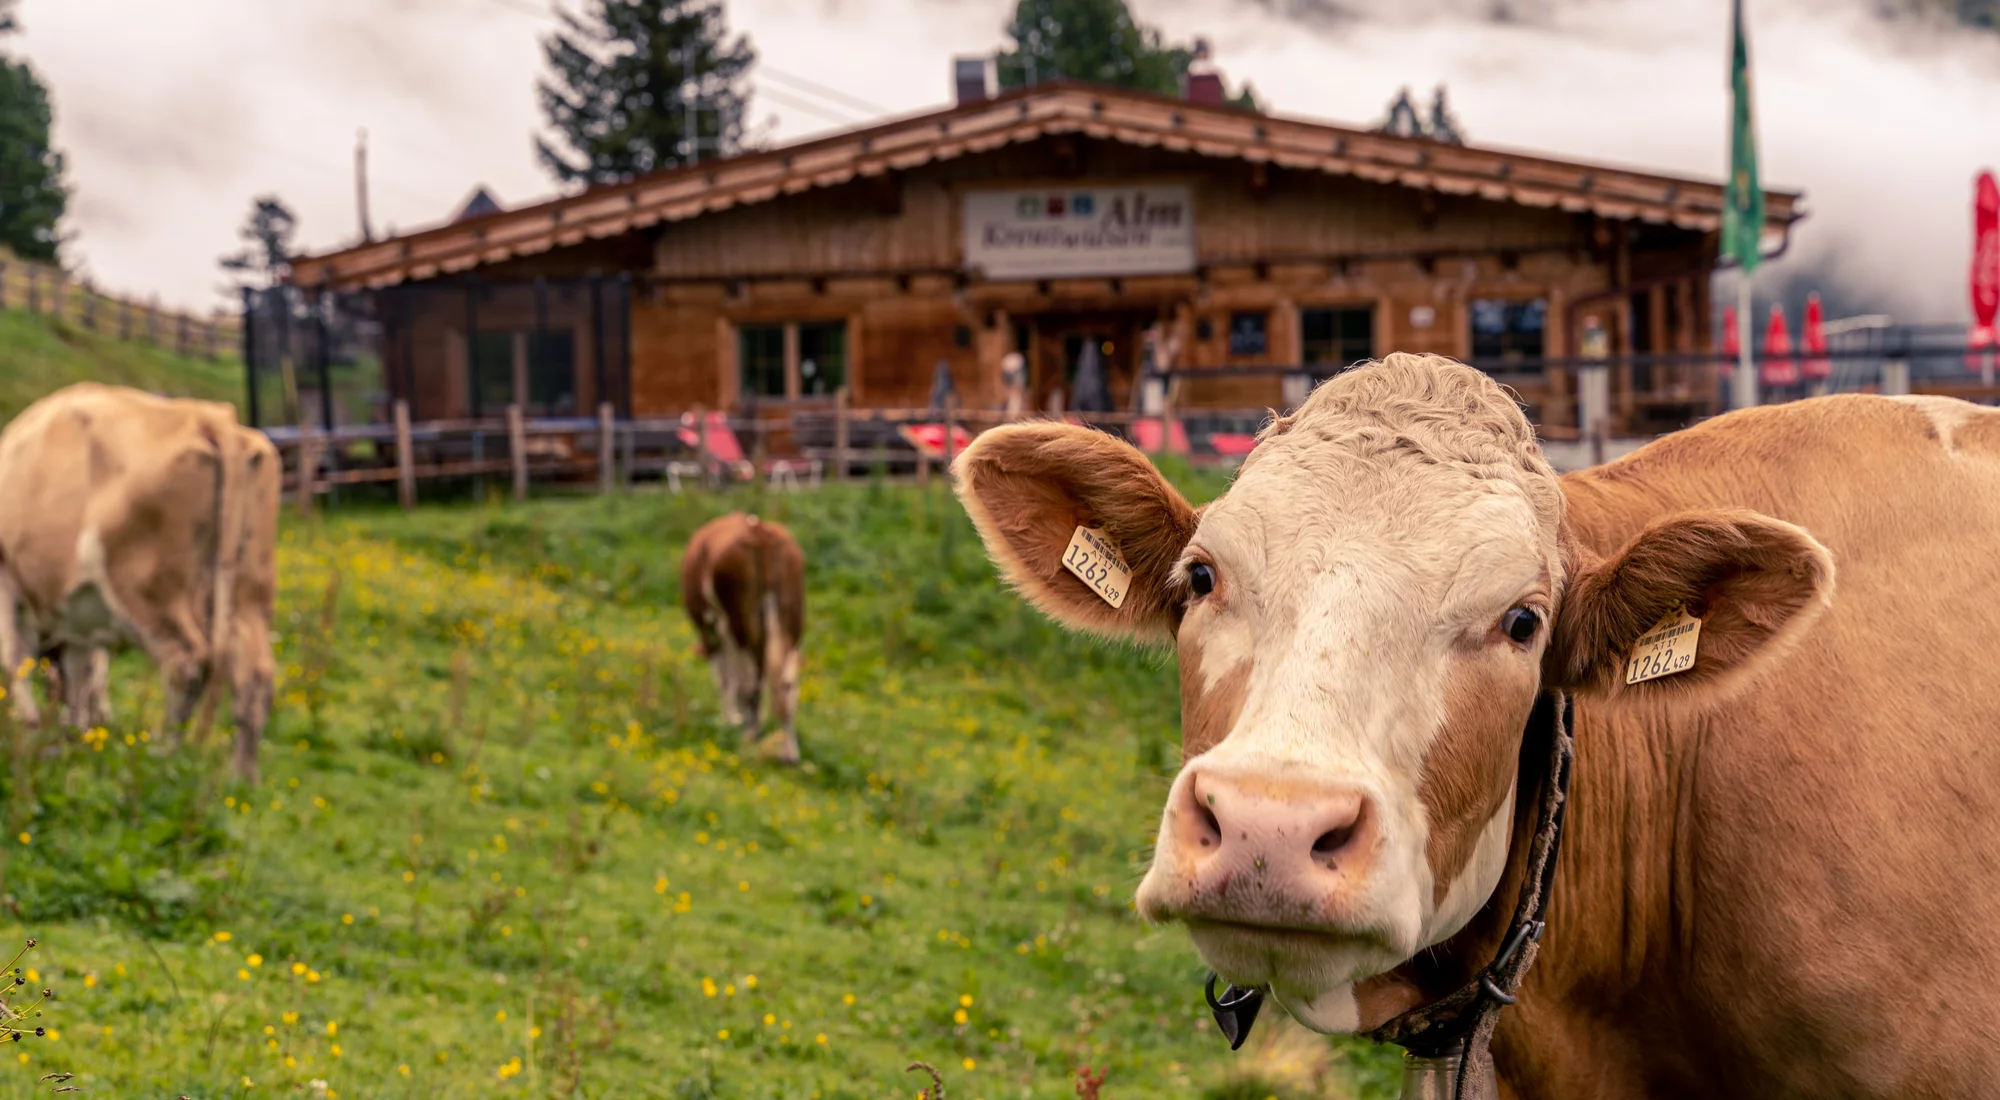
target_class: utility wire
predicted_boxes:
[474,0,894,126]
[756,84,862,126]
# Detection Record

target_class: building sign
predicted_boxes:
[961,185,1196,280]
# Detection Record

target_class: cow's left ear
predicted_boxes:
[1545,509,1835,702]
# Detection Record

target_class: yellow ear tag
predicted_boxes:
[1625,607,1702,685]
[1061,526,1132,609]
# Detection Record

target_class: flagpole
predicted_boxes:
[1733,275,1756,411]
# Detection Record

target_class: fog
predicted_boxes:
[14,0,1998,323]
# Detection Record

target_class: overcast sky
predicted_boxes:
[13,0,2000,322]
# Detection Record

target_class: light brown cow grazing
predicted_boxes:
[0,383,281,783]
[681,512,805,764]
[955,353,2000,1099]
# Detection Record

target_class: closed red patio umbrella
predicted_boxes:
[1800,293,1830,382]
[1761,304,1799,387]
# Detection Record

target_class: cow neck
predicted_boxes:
[1359,689,1576,1097]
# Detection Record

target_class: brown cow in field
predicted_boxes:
[681,512,805,764]
[955,353,2000,1099]
[0,383,281,783]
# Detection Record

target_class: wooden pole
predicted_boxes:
[943,394,958,471]
[620,421,635,489]
[507,404,528,502]
[833,386,851,483]
[695,404,711,487]
[49,270,64,321]
[597,402,615,495]
[297,428,319,517]
[394,399,415,511]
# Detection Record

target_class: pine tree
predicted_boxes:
[219,196,299,289]
[994,0,1261,111]
[0,5,68,263]
[536,0,757,187]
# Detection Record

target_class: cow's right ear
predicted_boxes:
[952,422,1199,643]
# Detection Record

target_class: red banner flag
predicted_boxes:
[1975,171,1999,367]
[1720,304,1740,378]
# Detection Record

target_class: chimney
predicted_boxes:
[954,56,995,105]
[1182,37,1224,105]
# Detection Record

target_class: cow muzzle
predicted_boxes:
[1139,762,1385,928]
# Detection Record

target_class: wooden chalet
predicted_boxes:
[287,79,1804,444]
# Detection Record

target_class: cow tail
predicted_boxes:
[209,419,249,681]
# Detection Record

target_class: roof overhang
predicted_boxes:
[289,81,1805,293]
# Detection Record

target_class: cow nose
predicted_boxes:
[1160,766,1376,910]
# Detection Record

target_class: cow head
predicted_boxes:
[953,354,1833,1034]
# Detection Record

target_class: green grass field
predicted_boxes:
[0,471,1403,1100]
[0,309,244,423]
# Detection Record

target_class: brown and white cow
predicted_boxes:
[955,353,2000,1098]
[0,383,281,782]
[680,511,806,764]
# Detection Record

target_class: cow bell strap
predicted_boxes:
[1359,690,1576,1099]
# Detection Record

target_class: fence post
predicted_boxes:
[1881,359,1910,397]
[49,270,65,322]
[833,386,851,483]
[1578,364,1611,468]
[695,404,711,487]
[597,402,615,495]
[81,286,96,332]
[507,404,528,502]
[146,298,160,347]
[394,399,415,511]
[177,314,190,357]
[943,394,958,471]
[0,260,9,309]
[620,420,635,489]
[297,429,319,517]
[25,266,38,314]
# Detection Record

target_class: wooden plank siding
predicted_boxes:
[297,83,1779,437]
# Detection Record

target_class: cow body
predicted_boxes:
[680,512,805,764]
[0,383,280,782]
[954,355,2000,1099]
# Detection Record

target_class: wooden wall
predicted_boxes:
[390,132,1718,431]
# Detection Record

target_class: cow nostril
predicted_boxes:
[1195,798,1222,848]
[1311,822,1356,859]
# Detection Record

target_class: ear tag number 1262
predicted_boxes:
[1062,526,1132,609]
[1626,607,1702,685]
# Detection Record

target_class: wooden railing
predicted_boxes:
[264,392,1279,510]
[0,250,240,361]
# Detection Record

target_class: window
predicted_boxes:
[739,324,786,398]
[469,329,577,416]
[470,331,514,416]
[740,320,850,399]
[1301,306,1374,370]
[526,331,576,415]
[1228,311,1268,357]
[1470,298,1548,364]
[798,322,847,396]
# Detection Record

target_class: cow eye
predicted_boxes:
[1501,607,1540,644]
[1188,563,1217,598]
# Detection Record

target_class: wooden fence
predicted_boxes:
[0,252,240,362]
[267,391,1277,512]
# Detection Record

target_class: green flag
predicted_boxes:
[1722,0,1764,273]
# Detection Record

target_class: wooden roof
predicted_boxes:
[290,81,1806,291]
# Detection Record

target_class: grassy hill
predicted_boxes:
[0,307,245,423]
[0,473,1402,1100]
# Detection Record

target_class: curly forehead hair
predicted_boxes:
[1251,352,1566,535]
